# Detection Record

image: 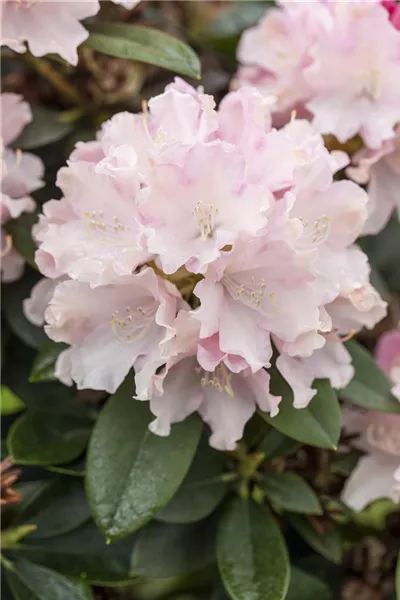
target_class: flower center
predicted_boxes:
[357,69,383,102]
[366,422,400,456]
[83,210,132,246]
[223,273,275,316]
[110,303,156,343]
[193,201,219,241]
[198,363,234,397]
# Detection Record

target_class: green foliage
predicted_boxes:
[262,472,322,515]
[1,387,25,416]
[288,515,342,565]
[14,106,75,150]
[285,567,332,600]
[29,342,67,383]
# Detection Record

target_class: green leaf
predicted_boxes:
[86,378,202,540]
[29,342,67,383]
[14,105,74,150]
[256,428,299,459]
[288,515,342,564]
[1,386,25,416]
[261,378,341,450]
[262,472,322,515]
[217,497,290,600]
[4,559,93,600]
[131,518,216,579]
[208,1,272,38]
[157,437,228,524]
[286,567,332,600]
[8,411,90,466]
[16,478,91,540]
[15,521,134,585]
[4,212,38,270]
[2,269,48,349]
[85,23,201,79]
[341,340,400,413]
[1,525,37,549]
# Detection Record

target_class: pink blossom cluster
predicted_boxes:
[0,0,140,66]
[25,80,387,450]
[342,329,400,510]
[234,0,400,234]
[1,93,44,282]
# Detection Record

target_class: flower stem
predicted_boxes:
[23,54,83,106]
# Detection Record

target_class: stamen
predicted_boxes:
[199,363,234,397]
[83,211,132,246]
[322,328,356,343]
[366,423,400,456]
[223,274,274,317]
[110,303,156,344]
[193,202,219,241]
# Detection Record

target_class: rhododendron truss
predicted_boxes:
[25,80,387,450]
[1,93,44,282]
[234,0,400,234]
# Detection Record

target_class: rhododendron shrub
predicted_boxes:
[2,2,400,600]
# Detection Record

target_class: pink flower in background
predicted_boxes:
[29,81,387,448]
[1,93,44,282]
[0,1,100,65]
[342,329,400,510]
[347,127,400,234]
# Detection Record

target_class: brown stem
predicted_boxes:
[23,54,83,106]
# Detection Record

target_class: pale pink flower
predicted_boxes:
[44,267,181,393]
[23,276,60,327]
[375,329,400,401]
[1,0,100,66]
[1,93,44,282]
[347,127,400,234]
[112,0,140,8]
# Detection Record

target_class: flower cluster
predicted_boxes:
[342,329,400,510]
[234,0,400,233]
[25,80,386,450]
[1,93,44,282]
[1,0,140,66]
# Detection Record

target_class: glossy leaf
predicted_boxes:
[157,437,228,524]
[4,559,93,600]
[286,567,332,600]
[341,340,400,413]
[288,515,342,564]
[1,386,25,416]
[29,342,67,383]
[85,23,201,79]
[263,472,322,515]
[256,427,299,459]
[261,378,341,449]
[217,497,290,600]
[86,378,202,540]
[131,518,216,579]
[8,411,90,466]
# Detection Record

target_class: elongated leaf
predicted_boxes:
[261,378,340,449]
[4,559,93,600]
[8,411,91,466]
[263,472,322,515]
[157,437,228,524]
[131,518,215,579]
[1,386,25,416]
[256,428,299,459]
[217,497,290,600]
[14,105,74,149]
[15,521,134,585]
[288,515,342,564]
[341,340,400,413]
[286,567,332,600]
[85,23,201,79]
[4,212,38,270]
[29,342,67,383]
[86,378,202,540]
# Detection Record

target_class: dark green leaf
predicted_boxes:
[14,105,74,150]
[341,340,400,413]
[261,378,341,449]
[2,269,47,348]
[29,342,67,383]
[85,23,201,79]
[263,472,322,515]
[4,559,93,600]
[15,521,134,585]
[286,567,332,600]
[256,428,299,459]
[4,212,38,270]
[86,378,202,540]
[288,515,342,564]
[8,411,90,466]
[332,451,363,477]
[1,386,25,416]
[131,518,215,579]
[208,1,271,38]
[157,437,228,524]
[217,497,289,600]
